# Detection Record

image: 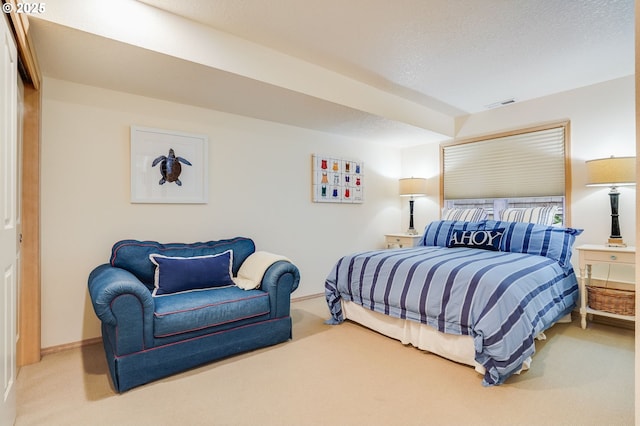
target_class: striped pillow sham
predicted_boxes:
[483,220,582,270]
[421,219,583,271]
[499,206,558,225]
[441,208,488,222]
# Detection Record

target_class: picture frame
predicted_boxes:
[312,154,364,203]
[130,126,208,204]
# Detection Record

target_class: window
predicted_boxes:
[441,122,570,224]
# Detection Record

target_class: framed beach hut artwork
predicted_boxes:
[130,126,208,203]
[312,154,364,203]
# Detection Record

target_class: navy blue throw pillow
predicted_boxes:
[150,250,235,296]
[447,229,505,251]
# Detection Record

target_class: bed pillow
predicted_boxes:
[482,220,582,270]
[499,206,558,225]
[447,229,505,251]
[150,250,235,296]
[420,220,486,247]
[442,208,488,222]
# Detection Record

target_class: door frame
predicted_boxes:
[4,3,42,366]
[18,83,39,365]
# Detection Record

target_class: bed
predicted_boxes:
[325,217,582,386]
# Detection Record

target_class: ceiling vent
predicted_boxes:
[484,98,516,109]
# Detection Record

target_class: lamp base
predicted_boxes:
[406,227,419,236]
[607,237,627,247]
[606,190,625,247]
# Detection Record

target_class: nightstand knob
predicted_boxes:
[610,255,617,260]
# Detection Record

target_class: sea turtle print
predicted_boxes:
[152,148,192,186]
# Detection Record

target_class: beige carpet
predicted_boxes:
[16,296,634,426]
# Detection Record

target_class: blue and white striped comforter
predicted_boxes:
[324,246,579,386]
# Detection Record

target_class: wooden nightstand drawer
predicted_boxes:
[581,250,635,265]
[385,234,422,249]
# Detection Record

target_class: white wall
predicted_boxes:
[41,75,636,348]
[40,77,402,348]
[402,75,636,280]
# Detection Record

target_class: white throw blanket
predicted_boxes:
[233,251,291,290]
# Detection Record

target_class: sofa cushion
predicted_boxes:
[153,286,270,338]
[150,251,235,296]
[110,238,255,290]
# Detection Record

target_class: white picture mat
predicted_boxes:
[131,126,208,203]
[312,154,364,203]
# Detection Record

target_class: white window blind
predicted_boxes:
[443,126,566,199]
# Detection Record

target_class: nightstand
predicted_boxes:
[384,233,423,249]
[576,244,636,329]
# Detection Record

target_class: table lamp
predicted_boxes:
[585,156,636,246]
[399,177,428,235]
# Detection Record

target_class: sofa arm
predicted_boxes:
[88,264,155,353]
[261,260,300,319]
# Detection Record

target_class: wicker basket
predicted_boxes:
[587,285,635,316]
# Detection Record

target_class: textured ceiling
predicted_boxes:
[30,18,441,146]
[28,0,634,147]
[137,0,634,114]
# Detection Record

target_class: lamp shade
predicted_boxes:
[399,177,428,196]
[585,156,636,187]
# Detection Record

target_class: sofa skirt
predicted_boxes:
[102,316,293,392]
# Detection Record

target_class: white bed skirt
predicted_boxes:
[342,300,537,376]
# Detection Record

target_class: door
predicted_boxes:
[0,12,18,426]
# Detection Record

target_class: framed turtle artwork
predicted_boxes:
[130,126,208,203]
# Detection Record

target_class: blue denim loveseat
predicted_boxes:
[88,237,300,392]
